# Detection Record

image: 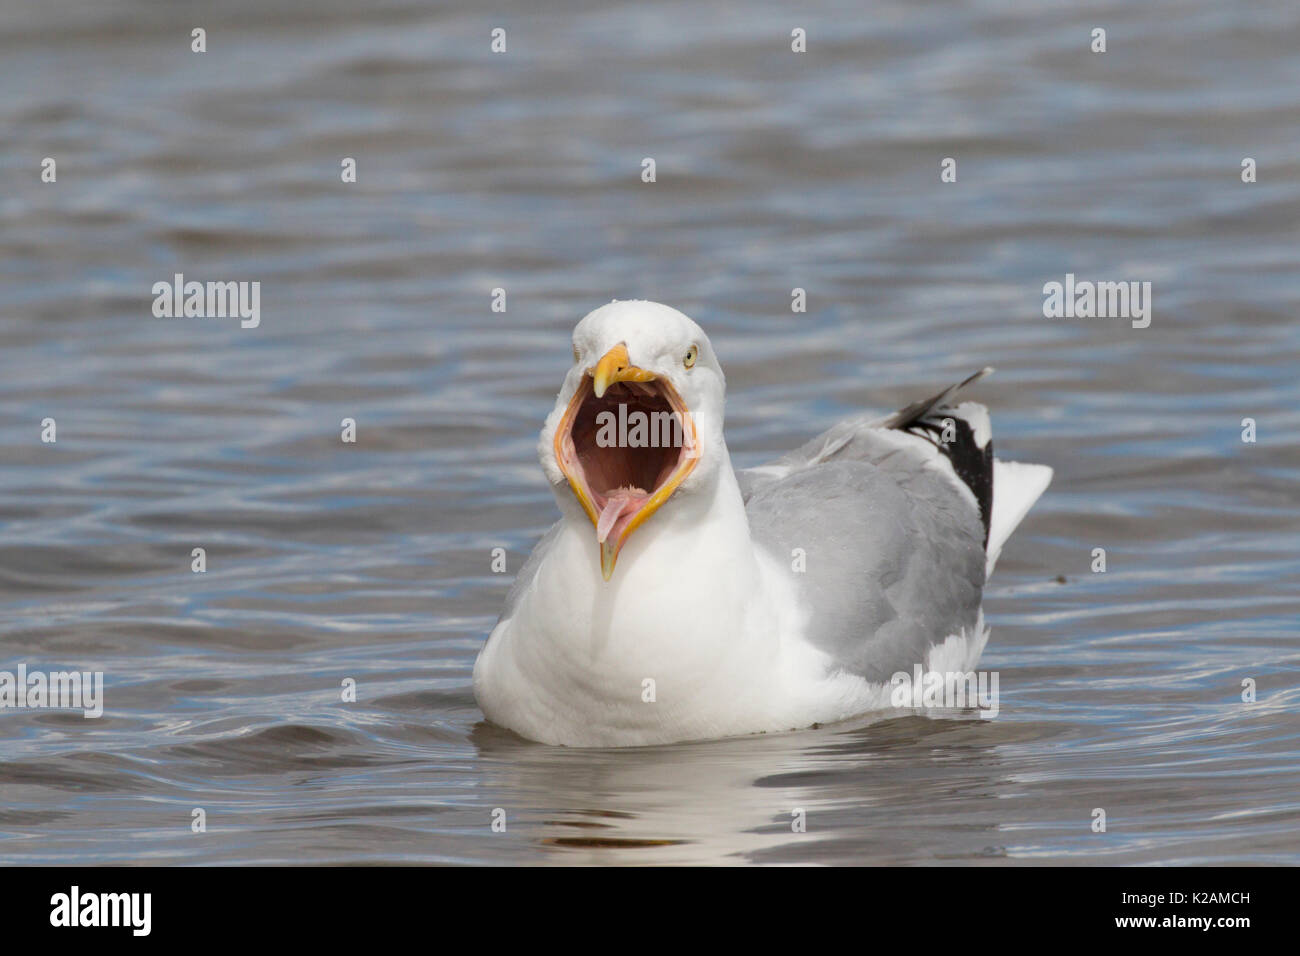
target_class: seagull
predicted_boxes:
[473,300,1052,747]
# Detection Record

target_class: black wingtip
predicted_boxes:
[878,367,994,431]
[883,368,996,547]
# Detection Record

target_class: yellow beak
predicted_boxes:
[592,342,656,398]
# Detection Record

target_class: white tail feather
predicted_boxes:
[986,459,1052,576]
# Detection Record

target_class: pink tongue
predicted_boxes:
[596,486,647,543]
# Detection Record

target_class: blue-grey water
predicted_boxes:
[2,0,1298,864]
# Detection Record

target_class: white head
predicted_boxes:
[539,300,728,579]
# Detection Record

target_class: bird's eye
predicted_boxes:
[684,344,698,368]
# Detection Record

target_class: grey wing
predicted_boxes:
[741,373,992,683]
[739,367,993,510]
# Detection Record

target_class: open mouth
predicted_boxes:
[554,365,699,580]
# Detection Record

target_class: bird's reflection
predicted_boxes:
[470,710,1021,864]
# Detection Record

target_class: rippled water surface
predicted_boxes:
[2,0,1299,864]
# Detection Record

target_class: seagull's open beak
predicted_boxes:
[554,343,699,580]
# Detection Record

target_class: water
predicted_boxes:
[2,0,1298,865]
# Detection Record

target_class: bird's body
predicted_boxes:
[473,301,1051,747]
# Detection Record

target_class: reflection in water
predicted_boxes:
[471,714,1027,865]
